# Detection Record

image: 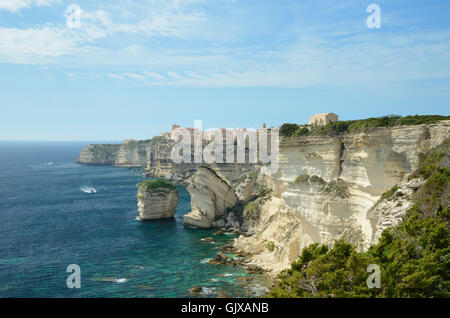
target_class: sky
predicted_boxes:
[0,0,449,141]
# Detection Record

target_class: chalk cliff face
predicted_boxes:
[78,137,257,183]
[366,176,425,245]
[77,144,121,165]
[137,184,179,220]
[233,121,450,273]
[116,141,149,166]
[146,138,197,182]
[77,141,149,166]
[183,167,238,228]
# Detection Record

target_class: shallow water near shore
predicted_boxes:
[0,142,267,298]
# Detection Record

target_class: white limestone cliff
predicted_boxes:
[183,167,238,228]
[77,120,450,274]
[77,141,149,167]
[233,121,450,273]
[366,176,425,245]
[137,183,179,220]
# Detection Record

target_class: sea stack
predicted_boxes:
[137,179,179,220]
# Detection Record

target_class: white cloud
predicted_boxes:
[0,27,77,64]
[106,73,125,81]
[95,28,450,90]
[0,1,207,65]
[1,0,450,91]
[123,72,146,81]
[167,71,183,79]
[144,72,166,79]
[0,0,61,12]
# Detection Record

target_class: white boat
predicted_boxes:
[81,186,97,194]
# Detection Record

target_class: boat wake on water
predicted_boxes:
[80,186,97,194]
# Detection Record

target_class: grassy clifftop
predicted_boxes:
[138,179,176,192]
[280,115,450,138]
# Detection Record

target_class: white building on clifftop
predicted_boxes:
[308,113,338,126]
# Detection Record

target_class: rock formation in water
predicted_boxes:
[137,180,179,220]
[183,167,238,228]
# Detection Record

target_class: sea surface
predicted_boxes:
[0,142,266,298]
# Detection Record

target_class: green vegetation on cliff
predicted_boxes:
[379,184,399,201]
[280,115,450,138]
[90,144,121,158]
[229,182,272,225]
[269,139,450,298]
[122,139,152,150]
[280,124,310,137]
[138,179,176,192]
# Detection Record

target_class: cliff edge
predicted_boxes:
[232,120,450,273]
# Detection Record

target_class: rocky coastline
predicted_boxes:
[77,117,450,277]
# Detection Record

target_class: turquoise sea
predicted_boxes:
[0,142,265,298]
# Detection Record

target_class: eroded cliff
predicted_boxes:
[183,166,238,228]
[77,140,149,167]
[77,118,450,274]
[233,121,450,273]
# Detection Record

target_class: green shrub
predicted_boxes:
[243,201,259,214]
[324,179,349,199]
[138,179,176,191]
[280,124,301,137]
[258,186,272,197]
[411,139,449,179]
[295,174,310,185]
[396,115,450,126]
[309,175,326,185]
[266,241,276,252]
[269,241,374,298]
[379,185,399,201]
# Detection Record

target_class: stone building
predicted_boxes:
[308,113,339,126]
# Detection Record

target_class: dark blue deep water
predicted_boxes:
[0,142,264,298]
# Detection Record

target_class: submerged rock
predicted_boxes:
[137,179,178,220]
[217,291,228,298]
[215,252,228,263]
[221,244,234,253]
[189,286,203,295]
[245,265,265,274]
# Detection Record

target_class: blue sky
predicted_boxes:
[0,0,449,141]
